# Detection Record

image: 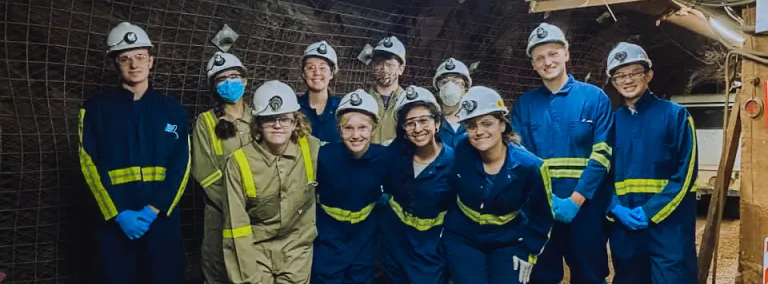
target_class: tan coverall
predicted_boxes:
[369,87,403,144]
[222,135,320,284]
[190,107,253,284]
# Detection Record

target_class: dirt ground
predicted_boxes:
[561,217,740,283]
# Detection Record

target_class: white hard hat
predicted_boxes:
[206,52,247,82]
[606,42,652,76]
[526,23,569,57]
[457,86,508,122]
[433,58,472,89]
[302,40,339,73]
[373,36,406,64]
[251,80,300,117]
[336,89,380,122]
[394,85,442,118]
[107,22,153,54]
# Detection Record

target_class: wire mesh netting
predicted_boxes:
[0,0,718,283]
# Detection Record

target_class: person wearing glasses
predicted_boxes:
[191,52,252,284]
[605,42,698,284]
[298,41,342,144]
[220,80,321,284]
[312,90,389,283]
[512,22,614,284]
[443,86,553,284]
[78,22,189,283]
[433,58,472,147]
[379,86,455,284]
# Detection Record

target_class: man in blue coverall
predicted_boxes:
[512,22,613,284]
[605,42,698,284]
[78,22,190,283]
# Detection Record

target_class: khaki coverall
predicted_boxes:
[190,107,253,284]
[369,87,403,144]
[222,135,320,284]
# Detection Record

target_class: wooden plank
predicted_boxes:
[528,0,644,13]
[737,5,768,283]
[696,96,742,283]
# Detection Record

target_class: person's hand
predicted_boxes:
[115,210,151,239]
[513,255,534,284]
[611,205,643,230]
[628,207,649,229]
[553,197,580,223]
[139,205,159,225]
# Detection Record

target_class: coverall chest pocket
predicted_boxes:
[296,183,316,216]
[570,120,593,147]
[247,191,279,224]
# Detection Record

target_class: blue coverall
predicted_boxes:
[312,142,389,284]
[438,118,467,148]
[511,75,614,284]
[78,86,190,284]
[610,91,698,284]
[298,91,341,144]
[379,139,455,284]
[442,139,554,284]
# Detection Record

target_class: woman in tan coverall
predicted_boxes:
[191,52,252,284]
[221,80,321,284]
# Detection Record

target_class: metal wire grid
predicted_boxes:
[0,0,698,283]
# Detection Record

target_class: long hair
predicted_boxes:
[210,67,247,140]
[394,101,443,155]
[251,111,312,143]
[489,112,522,145]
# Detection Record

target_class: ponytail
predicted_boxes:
[213,103,237,140]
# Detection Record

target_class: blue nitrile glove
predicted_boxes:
[628,207,649,229]
[115,210,151,240]
[139,205,158,225]
[611,205,641,230]
[553,197,580,223]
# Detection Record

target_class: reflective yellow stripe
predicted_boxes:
[200,170,222,188]
[589,151,611,171]
[141,166,166,182]
[388,198,446,231]
[457,197,519,225]
[233,149,256,198]
[201,111,223,156]
[545,157,588,168]
[615,179,669,196]
[223,225,253,238]
[652,116,697,223]
[78,109,118,220]
[592,142,613,156]
[321,202,376,224]
[299,137,314,183]
[108,167,142,185]
[167,136,191,215]
[529,254,538,265]
[548,169,583,179]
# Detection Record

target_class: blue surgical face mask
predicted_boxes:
[216,78,245,103]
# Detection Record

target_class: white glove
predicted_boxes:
[513,255,533,284]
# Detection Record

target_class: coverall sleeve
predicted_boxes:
[191,117,223,192]
[150,109,191,216]
[520,161,554,264]
[573,93,614,199]
[221,157,259,284]
[511,99,536,153]
[78,105,122,221]
[641,110,698,224]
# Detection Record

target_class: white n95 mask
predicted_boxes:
[439,82,463,107]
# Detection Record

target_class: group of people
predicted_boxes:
[78,20,699,284]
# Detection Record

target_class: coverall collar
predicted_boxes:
[538,75,576,96]
[622,90,655,115]
[221,103,253,124]
[342,142,377,161]
[255,139,300,167]
[116,84,157,101]
[298,90,333,113]
[472,142,521,175]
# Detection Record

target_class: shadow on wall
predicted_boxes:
[0,0,719,282]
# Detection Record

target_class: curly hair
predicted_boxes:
[251,111,312,143]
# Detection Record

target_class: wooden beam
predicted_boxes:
[528,0,644,13]
[696,94,742,283]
